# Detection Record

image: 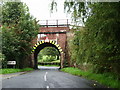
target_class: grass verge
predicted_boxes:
[0,68,33,74]
[61,67,120,89]
[51,60,60,63]
[38,65,60,67]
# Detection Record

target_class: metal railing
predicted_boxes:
[39,19,71,27]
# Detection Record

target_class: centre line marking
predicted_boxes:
[44,72,48,81]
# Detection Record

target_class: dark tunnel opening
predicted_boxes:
[34,42,61,69]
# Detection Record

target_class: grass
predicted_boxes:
[51,60,60,63]
[0,68,33,74]
[38,65,60,67]
[61,67,120,89]
[38,60,60,63]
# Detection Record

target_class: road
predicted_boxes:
[2,66,104,89]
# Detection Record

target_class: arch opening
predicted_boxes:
[38,47,60,69]
[32,40,63,69]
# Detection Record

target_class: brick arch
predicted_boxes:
[32,40,64,69]
[32,40,63,54]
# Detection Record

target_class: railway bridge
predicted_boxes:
[31,19,71,69]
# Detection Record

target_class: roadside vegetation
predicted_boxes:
[38,65,59,67]
[2,2,39,69]
[51,1,120,88]
[61,67,120,88]
[52,60,60,63]
[0,68,33,74]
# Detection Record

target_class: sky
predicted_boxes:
[21,0,71,24]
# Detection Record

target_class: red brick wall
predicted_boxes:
[38,27,69,52]
[39,27,69,32]
[40,34,57,40]
[31,37,37,47]
[32,27,69,53]
[58,33,66,52]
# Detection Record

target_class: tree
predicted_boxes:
[51,1,120,77]
[85,2,120,75]
[50,0,89,25]
[2,2,39,68]
[69,2,120,75]
[38,47,60,62]
[41,47,59,56]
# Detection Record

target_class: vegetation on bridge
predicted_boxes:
[2,2,39,68]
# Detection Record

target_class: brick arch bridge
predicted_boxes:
[31,20,70,69]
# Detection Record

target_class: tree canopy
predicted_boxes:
[51,1,120,77]
[2,2,39,68]
[40,47,59,56]
[37,47,60,62]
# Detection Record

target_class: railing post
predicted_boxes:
[56,20,58,27]
[67,19,69,27]
[46,20,48,27]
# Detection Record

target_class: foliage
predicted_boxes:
[38,55,57,62]
[61,67,120,88]
[52,60,60,63]
[84,2,120,75]
[50,0,120,78]
[20,68,33,72]
[50,0,90,25]
[64,0,89,24]
[0,68,33,74]
[40,47,60,56]
[2,2,39,68]
[66,2,120,77]
[38,47,60,62]
[0,53,7,68]
[39,65,59,67]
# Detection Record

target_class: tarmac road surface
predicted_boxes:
[2,66,104,89]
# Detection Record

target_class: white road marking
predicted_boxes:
[44,72,48,81]
[46,86,49,88]
[44,72,49,89]
[44,75,47,81]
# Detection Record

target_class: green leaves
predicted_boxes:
[64,1,86,22]
[2,2,39,68]
[39,47,59,56]
[68,2,120,76]
[38,47,60,62]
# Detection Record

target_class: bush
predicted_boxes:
[0,53,7,68]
